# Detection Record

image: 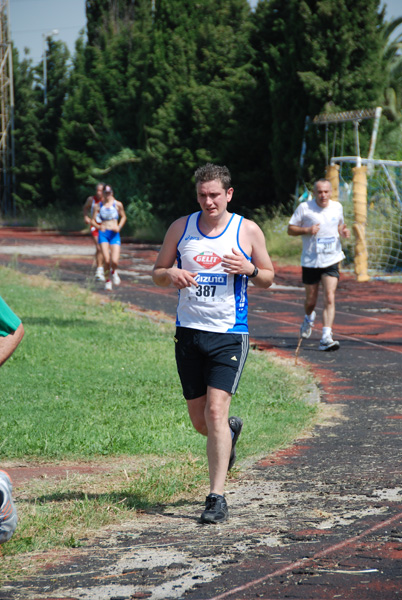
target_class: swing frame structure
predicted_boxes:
[313,107,382,169]
[311,107,383,282]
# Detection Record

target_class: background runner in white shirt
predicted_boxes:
[288,179,350,351]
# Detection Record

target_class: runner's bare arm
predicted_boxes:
[90,204,101,229]
[288,223,319,236]
[117,202,127,232]
[0,323,24,367]
[152,218,198,289]
[223,219,274,289]
[83,197,92,225]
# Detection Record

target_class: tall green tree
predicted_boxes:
[86,0,137,44]
[12,48,42,210]
[31,38,70,207]
[143,0,254,218]
[57,0,254,223]
[250,0,386,209]
[54,36,110,203]
[381,16,402,121]
[56,0,153,208]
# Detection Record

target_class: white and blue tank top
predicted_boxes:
[176,212,250,334]
[98,201,119,222]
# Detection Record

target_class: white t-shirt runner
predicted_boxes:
[289,199,346,268]
[176,211,250,333]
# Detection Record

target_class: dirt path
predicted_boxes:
[0,228,401,600]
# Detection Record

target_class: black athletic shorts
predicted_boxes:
[174,327,249,400]
[302,263,340,285]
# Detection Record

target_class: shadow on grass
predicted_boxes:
[22,316,97,328]
[28,490,201,514]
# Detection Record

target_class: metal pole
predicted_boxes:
[354,121,361,168]
[367,106,382,176]
[295,115,310,201]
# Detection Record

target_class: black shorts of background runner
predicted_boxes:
[302,263,340,285]
[174,327,249,400]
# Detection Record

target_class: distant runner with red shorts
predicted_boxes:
[83,183,105,282]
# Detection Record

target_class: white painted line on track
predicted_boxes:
[252,291,402,328]
[251,311,402,355]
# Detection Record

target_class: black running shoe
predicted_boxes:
[200,493,229,524]
[228,416,243,471]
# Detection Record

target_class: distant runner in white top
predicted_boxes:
[288,179,350,352]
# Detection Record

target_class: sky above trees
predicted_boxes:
[10,0,402,63]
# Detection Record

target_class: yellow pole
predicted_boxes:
[352,165,370,282]
[325,164,340,201]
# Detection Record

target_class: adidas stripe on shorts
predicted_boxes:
[174,327,249,400]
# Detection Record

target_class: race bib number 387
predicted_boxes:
[189,273,228,302]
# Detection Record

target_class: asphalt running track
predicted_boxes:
[0,228,401,600]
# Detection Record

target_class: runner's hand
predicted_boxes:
[222,248,253,276]
[168,268,198,289]
[339,224,350,238]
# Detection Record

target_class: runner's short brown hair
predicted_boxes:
[194,164,232,191]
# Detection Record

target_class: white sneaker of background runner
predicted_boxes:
[95,267,105,282]
[112,271,121,286]
[0,470,18,544]
[105,280,113,291]
[319,337,340,351]
[300,310,316,339]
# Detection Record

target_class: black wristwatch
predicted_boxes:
[249,265,258,278]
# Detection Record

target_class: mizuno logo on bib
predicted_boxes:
[189,273,228,302]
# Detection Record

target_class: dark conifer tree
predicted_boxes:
[86,0,137,45]
[34,38,70,206]
[143,0,254,218]
[54,36,111,203]
[56,1,153,207]
[12,48,43,210]
[249,0,386,209]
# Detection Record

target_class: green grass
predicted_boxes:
[1,267,314,461]
[0,267,317,575]
[254,209,302,264]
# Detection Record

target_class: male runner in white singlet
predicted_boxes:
[288,179,350,351]
[152,164,274,524]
